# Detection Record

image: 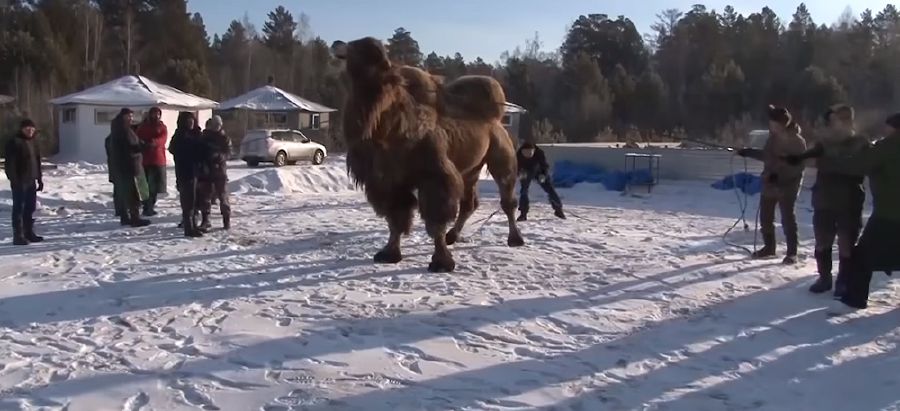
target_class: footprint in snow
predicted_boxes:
[122,391,149,411]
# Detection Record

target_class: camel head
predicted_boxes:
[331,37,394,86]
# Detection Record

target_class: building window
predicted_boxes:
[62,108,76,123]
[94,109,119,124]
[311,114,321,130]
[501,114,512,126]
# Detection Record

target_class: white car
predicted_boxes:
[240,129,327,167]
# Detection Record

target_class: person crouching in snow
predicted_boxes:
[135,107,168,217]
[198,115,232,231]
[795,113,900,310]
[516,142,564,221]
[737,105,807,264]
[4,119,44,245]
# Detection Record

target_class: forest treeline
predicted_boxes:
[2,1,899,151]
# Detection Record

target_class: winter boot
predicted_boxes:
[142,200,157,217]
[12,219,28,246]
[120,216,131,226]
[554,208,566,219]
[809,249,833,294]
[517,213,527,222]
[24,219,43,243]
[783,231,799,265]
[199,212,212,232]
[751,232,776,259]
[222,213,231,230]
[833,258,852,299]
[128,205,151,228]
[183,217,203,238]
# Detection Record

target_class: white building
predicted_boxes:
[49,75,218,164]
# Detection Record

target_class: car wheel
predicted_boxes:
[246,160,259,167]
[312,150,325,165]
[274,151,287,167]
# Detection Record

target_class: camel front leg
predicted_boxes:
[369,187,416,264]
[446,171,481,246]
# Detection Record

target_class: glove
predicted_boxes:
[37,180,44,192]
[518,171,528,181]
[537,174,548,184]
[736,148,752,157]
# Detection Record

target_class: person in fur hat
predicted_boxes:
[737,105,807,264]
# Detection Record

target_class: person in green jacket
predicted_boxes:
[792,113,900,309]
[796,105,870,296]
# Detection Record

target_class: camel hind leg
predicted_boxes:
[445,168,482,246]
[486,125,524,247]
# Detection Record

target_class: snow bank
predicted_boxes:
[228,165,354,195]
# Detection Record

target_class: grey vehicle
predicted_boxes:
[240,129,327,167]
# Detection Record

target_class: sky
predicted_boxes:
[186,0,892,63]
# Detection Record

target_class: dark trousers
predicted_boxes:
[11,184,37,228]
[198,180,230,217]
[519,174,562,216]
[143,165,167,206]
[813,208,862,277]
[842,217,900,308]
[112,182,125,216]
[177,177,198,222]
[758,192,799,255]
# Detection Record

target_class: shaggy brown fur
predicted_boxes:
[332,37,524,272]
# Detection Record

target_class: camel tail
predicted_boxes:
[440,75,506,122]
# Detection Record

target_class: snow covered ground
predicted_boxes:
[0,156,898,411]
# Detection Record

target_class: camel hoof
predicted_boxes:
[508,234,525,247]
[445,230,460,246]
[428,256,456,273]
[374,249,402,264]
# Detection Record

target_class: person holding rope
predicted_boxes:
[516,141,565,222]
[737,105,807,264]
[787,105,868,296]
[788,113,900,310]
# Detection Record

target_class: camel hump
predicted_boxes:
[398,66,440,107]
[440,75,506,122]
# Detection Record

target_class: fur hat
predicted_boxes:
[206,115,223,130]
[19,118,36,129]
[119,108,134,116]
[886,113,900,130]
[520,141,536,150]
[767,105,793,128]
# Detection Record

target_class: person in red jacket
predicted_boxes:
[135,107,168,216]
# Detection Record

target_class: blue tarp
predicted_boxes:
[552,161,655,192]
[711,172,762,195]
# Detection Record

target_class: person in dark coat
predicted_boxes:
[168,111,206,237]
[795,113,900,310]
[4,119,44,245]
[135,107,168,216]
[109,108,151,227]
[788,105,869,295]
[198,115,232,231]
[516,141,564,221]
[737,105,807,264]
[105,133,125,218]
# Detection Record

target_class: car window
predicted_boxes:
[293,132,310,143]
[272,131,294,142]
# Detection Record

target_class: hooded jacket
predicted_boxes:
[136,117,168,166]
[4,131,42,189]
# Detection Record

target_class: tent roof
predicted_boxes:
[49,75,218,109]
[218,85,336,113]
[0,95,14,105]
[504,102,526,113]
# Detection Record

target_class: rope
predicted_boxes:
[467,208,502,237]
[722,153,758,256]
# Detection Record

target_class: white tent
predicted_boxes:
[218,85,336,113]
[49,75,218,164]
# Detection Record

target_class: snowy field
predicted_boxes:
[0,156,898,411]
